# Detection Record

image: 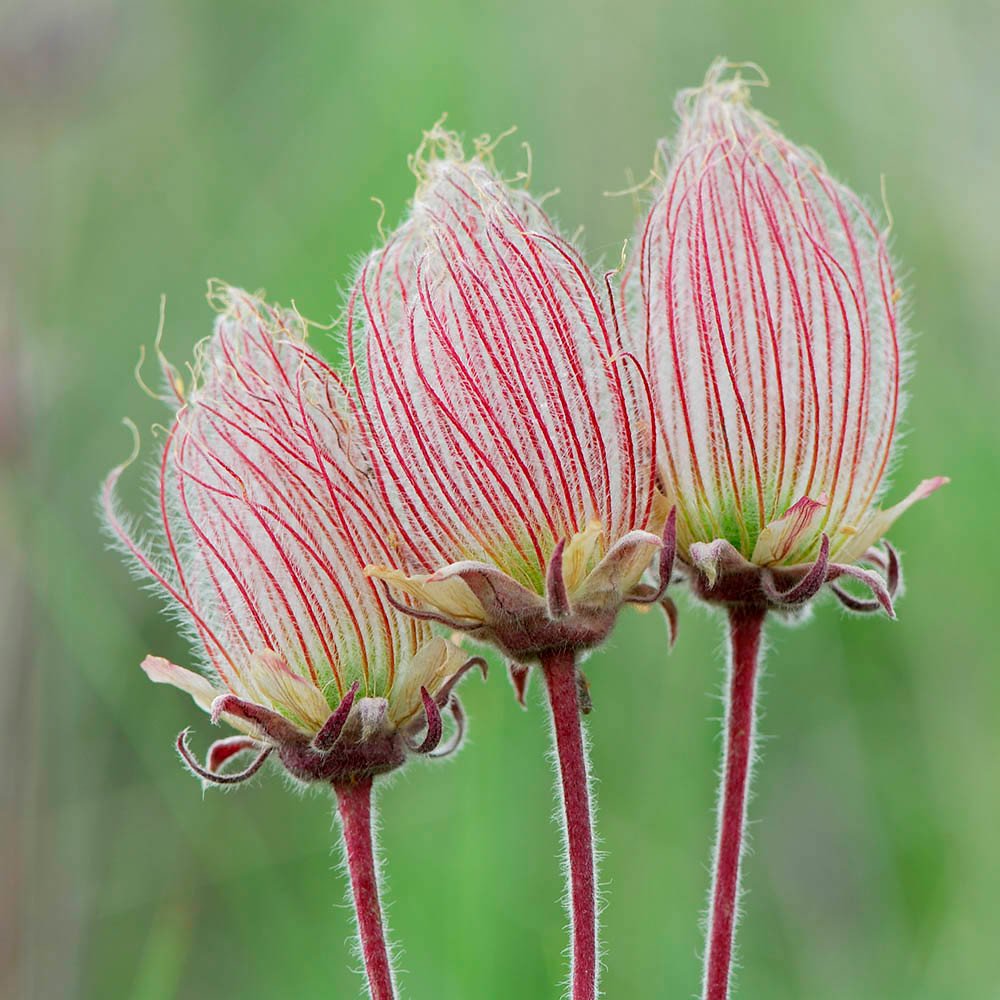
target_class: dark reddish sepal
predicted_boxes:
[630,506,678,606]
[685,535,902,620]
[546,539,571,619]
[407,687,444,754]
[313,681,361,751]
[207,735,261,772]
[761,534,830,606]
[211,694,304,745]
[428,698,467,758]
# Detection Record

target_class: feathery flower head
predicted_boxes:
[626,61,946,616]
[103,286,482,786]
[350,126,672,664]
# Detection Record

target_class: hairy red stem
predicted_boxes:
[335,777,395,1000]
[542,649,598,1000]
[703,605,767,1000]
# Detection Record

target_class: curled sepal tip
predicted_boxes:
[432,655,488,709]
[660,595,679,649]
[828,561,896,619]
[429,698,467,759]
[629,506,678,607]
[830,544,902,615]
[176,729,272,786]
[407,687,444,754]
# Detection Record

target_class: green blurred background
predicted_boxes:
[3,1,996,997]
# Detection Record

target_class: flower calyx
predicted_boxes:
[369,513,677,665]
[175,655,486,789]
[685,533,903,619]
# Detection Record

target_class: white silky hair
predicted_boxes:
[106,286,433,702]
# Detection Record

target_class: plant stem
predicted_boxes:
[703,604,767,1000]
[334,776,395,1000]
[542,649,598,1000]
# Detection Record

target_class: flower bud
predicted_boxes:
[625,63,945,611]
[348,129,668,659]
[104,287,480,784]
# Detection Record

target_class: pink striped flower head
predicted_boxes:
[625,62,946,616]
[103,286,482,786]
[349,127,671,667]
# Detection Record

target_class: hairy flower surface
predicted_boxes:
[349,130,667,660]
[103,287,478,784]
[624,62,945,612]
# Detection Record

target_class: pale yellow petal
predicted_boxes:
[752,494,828,566]
[142,655,256,736]
[365,565,487,624]
[239,651,332,733]
[388,636,466,724]
[646,489,674,537]
[141,655,220,714]
[575,530,662,607]
[834,477,948,565]
[561,521,604,593]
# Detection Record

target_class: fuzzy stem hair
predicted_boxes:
[542,650,599,1000]
[703,604,767,1000]
[335,777,396,1000]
